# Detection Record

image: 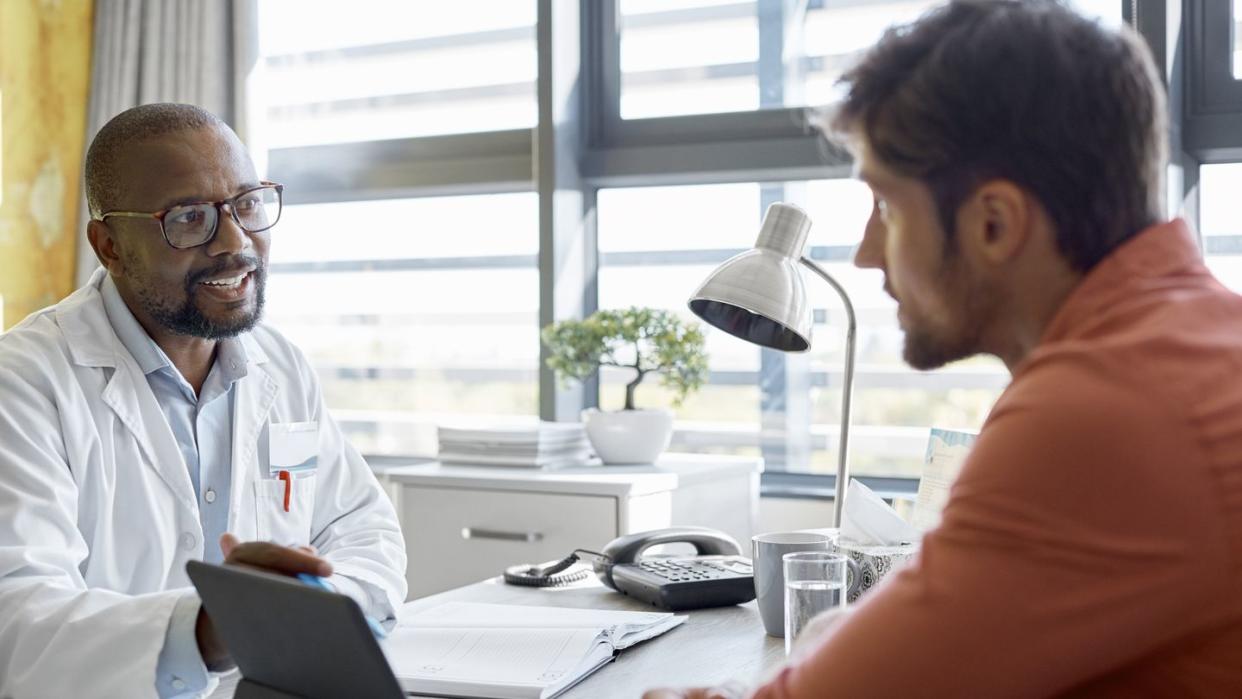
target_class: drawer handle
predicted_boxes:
[461,527,544,543]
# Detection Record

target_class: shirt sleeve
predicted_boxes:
[156,591,211,698]
[293,338,408,621]
[749,361,1233,698]
[308,410,407,623]
[326,573,395,626]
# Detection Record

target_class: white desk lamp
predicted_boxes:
[688,203,857,527]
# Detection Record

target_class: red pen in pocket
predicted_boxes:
[278,470,292,513]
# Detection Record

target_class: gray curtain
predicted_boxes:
[75,0,259,286]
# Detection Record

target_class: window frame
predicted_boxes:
[581,0,851,186]
[1184,0,1242,162]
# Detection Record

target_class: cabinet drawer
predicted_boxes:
[402,486,618,599]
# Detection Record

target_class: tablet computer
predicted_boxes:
[185,560,404,699]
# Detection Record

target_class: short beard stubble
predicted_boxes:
[131,255,267,340]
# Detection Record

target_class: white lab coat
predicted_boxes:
[0,269,407,698]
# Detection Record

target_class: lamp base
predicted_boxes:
[581,408,674,464]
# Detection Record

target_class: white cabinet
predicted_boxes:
[378,454,761,599]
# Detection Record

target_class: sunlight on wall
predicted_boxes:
[0,0,92,330]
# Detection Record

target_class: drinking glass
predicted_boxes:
[782,551,854,655]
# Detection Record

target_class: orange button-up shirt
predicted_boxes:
[752,219,1242,698]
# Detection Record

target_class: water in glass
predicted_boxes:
[784,579,846,654]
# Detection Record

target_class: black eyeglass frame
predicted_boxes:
[93,181,284,250]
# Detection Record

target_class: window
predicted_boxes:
[617,0,1123,120]
[597,182,1005,478]
[1069,0,1124,26]
[257,0,537,147]
[618,0,939,120]
[264,193,540,454]
[1235,0,1242,78]
[1197,164,1242,293]
[255,0,1143,491]
[257,1,539,455]
[1185,0,1242,158]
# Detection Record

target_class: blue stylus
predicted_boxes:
[296,573,388,639]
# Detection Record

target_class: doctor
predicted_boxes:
[0,103,407,698]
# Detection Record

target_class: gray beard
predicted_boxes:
[136,266,267,340]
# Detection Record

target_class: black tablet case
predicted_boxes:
[185,560,405,699]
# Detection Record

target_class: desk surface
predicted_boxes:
[215,574,784,698]
[401,576,785,698]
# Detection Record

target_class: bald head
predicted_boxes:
[84,103,232,218]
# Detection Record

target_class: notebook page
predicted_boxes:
[609,615,685,649]
[383,626,608,699]
[400,601,675,633]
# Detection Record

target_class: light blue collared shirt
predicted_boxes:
[101,277,247,698]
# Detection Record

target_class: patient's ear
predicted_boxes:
[87,220,124,274]
[956,180,1030,266]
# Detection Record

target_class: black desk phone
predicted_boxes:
[504,526,756,611]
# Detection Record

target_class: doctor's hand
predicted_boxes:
[196,533,334,669]
[218,532,332,577]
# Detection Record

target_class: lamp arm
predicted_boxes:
[799,257,857,528]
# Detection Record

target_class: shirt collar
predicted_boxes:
[1039,218,1204,346]
[100,274,251,385]
[101,274,172,376]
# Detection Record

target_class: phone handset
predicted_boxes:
[595,526,742,590]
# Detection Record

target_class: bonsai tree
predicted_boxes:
[542,307,709,411]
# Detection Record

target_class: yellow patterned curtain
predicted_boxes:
[0,0,93,331]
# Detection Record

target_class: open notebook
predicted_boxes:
[382,602,686,699]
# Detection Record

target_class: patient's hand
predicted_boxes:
[196,533,334,669]
[643,680,748,699]
[642,608,851,699]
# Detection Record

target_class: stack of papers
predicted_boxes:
[383,602,685,699]
[437,422,597,469]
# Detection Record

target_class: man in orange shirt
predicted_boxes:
[648,0,1242,697]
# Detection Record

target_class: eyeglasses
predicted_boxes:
[95,182,284,249]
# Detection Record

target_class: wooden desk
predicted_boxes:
[214,574,785,698]
[398,576,785,698]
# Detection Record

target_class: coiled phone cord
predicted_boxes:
[502,549,610,587]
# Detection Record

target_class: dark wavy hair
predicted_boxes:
[830,0,1167,271]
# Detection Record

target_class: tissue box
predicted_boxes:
[834,541,919,603]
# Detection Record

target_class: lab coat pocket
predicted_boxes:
[268,421,319,476]
[253,473,318,546]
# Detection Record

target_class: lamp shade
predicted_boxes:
[688,203,813,352]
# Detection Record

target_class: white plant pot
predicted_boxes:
[581,408,674,465]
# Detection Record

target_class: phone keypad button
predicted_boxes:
[634,557,758,585]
